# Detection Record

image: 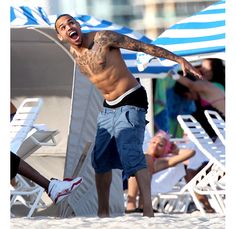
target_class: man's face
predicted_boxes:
[56,15,83,46]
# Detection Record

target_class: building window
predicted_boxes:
[175,1,217,17]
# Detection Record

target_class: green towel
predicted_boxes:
[154,77,175,116]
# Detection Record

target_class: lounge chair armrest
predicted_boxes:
[30,130,59,146]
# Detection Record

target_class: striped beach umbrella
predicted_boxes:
[10,6,171,78]
[10,6,50,26]
[137,0,225,71]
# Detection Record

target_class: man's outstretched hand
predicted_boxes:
[179,58,203,79]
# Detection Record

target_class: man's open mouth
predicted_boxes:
[69,31,79,40]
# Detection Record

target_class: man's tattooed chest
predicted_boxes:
[74,49,107,75]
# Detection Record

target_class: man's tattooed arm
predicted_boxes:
[96,30,181,63]
[95,30,202,78]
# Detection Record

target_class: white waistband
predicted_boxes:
[106,84,141,106]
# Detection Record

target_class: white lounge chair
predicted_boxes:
[11,98,59,157]
[10,175,46,217]
[177,114,225,169]
[10,98,59,217]
[10,98,44,154]
[176,114,225,215]
[16,124,59,160]
[151,163,191,214]
[204,110,225,146]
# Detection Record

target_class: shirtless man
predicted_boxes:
[55,14,202,217]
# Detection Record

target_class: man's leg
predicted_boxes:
[135,168,154,217]
[17,157,50,191]
[95,171,112,217]
[126,176,139,211]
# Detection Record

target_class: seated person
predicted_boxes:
[125,130,195,213]
[11,151,82,203]
[11,101,17,121]
[170,59,225,141]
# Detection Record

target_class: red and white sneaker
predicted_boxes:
[48,177,83,204]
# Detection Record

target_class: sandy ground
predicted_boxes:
[11,212,225,229]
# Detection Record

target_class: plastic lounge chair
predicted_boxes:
[10,98,59,217]
[11,98,59,158]
[11,98,59,159]
[177,114,225,169]
[10,98,44,154]
[151,163,192,214]
[176,114,225,215]
[204,110,225,146]
[16,125,59,160]
[10,175,47,217]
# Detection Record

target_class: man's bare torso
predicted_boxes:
[70,32,139,101]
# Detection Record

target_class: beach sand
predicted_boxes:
[11,212,225,229]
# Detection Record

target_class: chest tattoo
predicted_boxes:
[74,43,107,75]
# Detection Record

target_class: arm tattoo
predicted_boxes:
[140,44,180,62]
[96,30,181,63]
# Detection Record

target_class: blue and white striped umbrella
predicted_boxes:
[10,6,171,77]
[137,0,225,71]
[10,6,50,26]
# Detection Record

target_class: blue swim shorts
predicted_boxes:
[91,105,147,177]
